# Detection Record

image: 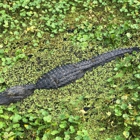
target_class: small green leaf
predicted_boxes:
[123,114,129,119]
[43,115,52,122]
[0,78,5,83]
[115,108,122,116]
[123,131,129,138]
[13,123,20,128]
[0,121,5,129]
[37,32,42,38]
[51,130,59,135]
[70,125,75,133]
[14,31,19,35]
[0,49,4,54]
[59,121,67,128]
[51,23,56,29]
[121,103,127,110]
[134,74,140,79]
[11,114,22,123]
[55,137,63,140]
[126,33,132,38]
[115,72,124,78]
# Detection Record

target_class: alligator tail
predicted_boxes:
[90,47,140,66]
[76,47,140,71]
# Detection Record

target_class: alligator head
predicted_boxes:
[0,84,36,105]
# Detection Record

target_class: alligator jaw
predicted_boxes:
[0,94,14,105]
[0,91,30,105]
[0,84,36,105]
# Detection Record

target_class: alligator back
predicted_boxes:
[36,47,139,90]
[36,64,85,89]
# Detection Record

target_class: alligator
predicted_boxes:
[0,47,139,105]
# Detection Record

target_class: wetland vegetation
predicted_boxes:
[0,0,140,139]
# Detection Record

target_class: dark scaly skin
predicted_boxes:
[36,47,140,89]
[0,47,139,105]
[0,84,35,105]
[36,63,85,89]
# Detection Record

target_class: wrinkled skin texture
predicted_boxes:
[0,47,139,105]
